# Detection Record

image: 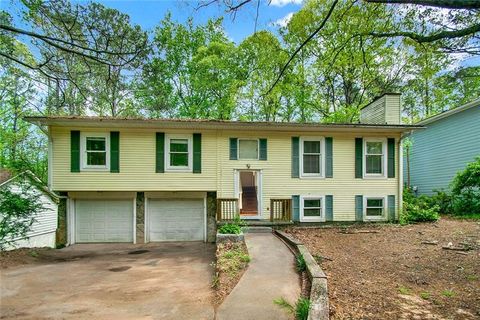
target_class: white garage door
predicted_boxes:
[148,198,204,242]
[75,200,133,243]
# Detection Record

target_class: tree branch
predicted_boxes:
[364,0,480,9]
[369,22,480,43]
[265,0,339,95]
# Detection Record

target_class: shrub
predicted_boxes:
[0,181,43,250]
[449,157,480,216]
[431,190,452,214]
[401,188,440,224]
[218,224,242,234]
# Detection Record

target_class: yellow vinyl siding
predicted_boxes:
[51,127,217,191]
[51,126,400,221]
[216,131,400,221]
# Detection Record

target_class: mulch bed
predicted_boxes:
[213,241,250,307]
[285,217,480,319]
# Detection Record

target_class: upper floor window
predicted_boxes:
[81,133,109,171]
[166,134,192,172]
[238,139,259,160]
[364,139,386,177]
[300,137,324,178]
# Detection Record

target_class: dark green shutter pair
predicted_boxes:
[292,195,334,222]
[155,132,202,173]
[71,130,119,173]
[229,138,267,160]
[355,195,397,221]
[355,137,395,178]
[291,137,333,178]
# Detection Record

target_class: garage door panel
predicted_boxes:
[149,199,204,242]
[75,200,133,243]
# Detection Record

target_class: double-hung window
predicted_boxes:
[364,139,386,177]
[364,197,386,220]
[81,133,109,170]
[166,134,192,172]
[238,139,259,160]
[300,137,324,178]
[300,196,324,222]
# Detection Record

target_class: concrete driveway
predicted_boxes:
[1,242,215,320]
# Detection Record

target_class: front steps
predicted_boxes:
[242,226,273,233]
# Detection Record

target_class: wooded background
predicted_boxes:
[1,0,479,181]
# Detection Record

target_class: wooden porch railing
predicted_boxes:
[270,199,292,222]
[216,198,239,221]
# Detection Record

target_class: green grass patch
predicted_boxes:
[420,291,431,300]
[274,296,310,320]
[398,286,412,295]
[217,243,250,277]
[441,290,455,298]
[296,254,307,273]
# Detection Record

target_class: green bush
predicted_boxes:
[449,157,480,216]
[401,188,440,224]
[218,223,242,234]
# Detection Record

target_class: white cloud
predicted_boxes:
[270,0,302,7]
[272,12,294,28]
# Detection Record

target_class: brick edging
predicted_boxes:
[274,230,329,320]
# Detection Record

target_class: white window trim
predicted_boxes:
[363,138,387,179]
[238,138,259,160]
[80,132,110,171]
[363,196,387,221]
[165,134,193,172]
[300,195,325,222]
[300,136,325,178]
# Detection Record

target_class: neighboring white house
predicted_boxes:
[0,169,58,250]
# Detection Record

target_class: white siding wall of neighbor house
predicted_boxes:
[405,104,480,195]
[2,182,58,250]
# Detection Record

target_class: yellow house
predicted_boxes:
[25,94,422,244]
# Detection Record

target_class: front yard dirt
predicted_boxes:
[285,217,480,320]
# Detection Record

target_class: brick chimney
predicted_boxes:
[360,93,401,125]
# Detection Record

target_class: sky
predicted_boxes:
[2,0,478,67]
[1,0,303,43]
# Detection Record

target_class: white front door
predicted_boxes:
[148,198,204,241]
[75,199,134,243]
[234,170,262,219]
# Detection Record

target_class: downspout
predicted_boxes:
[398,130,413,220]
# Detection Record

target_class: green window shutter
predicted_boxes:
[70,130,80,173]
[229,138,238,160]
[355,195,363,221]
[355,138,363,178]
[387,138,395,178]
[259,138,267,160]
[156,132,165,173]
[325,195,333,222]
[291,137,299,178]
[292,195,300,222]
[110,131,120,173]
[325,137,333,178]
[193,133,202,173]
[388,195,396,221]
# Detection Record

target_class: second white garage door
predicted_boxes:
[148,198,204,242]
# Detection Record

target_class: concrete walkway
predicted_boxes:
[216,233,301,320]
